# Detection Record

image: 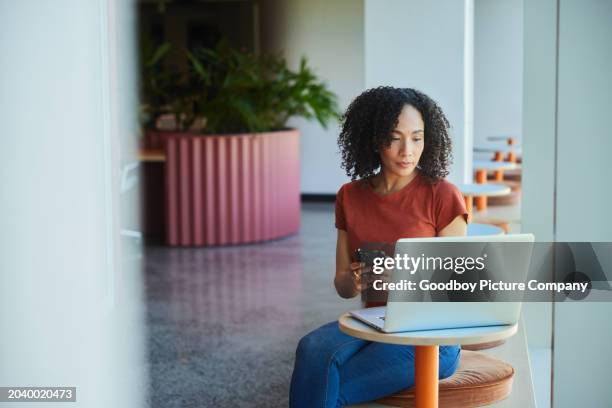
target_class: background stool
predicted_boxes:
[487,189,521,207]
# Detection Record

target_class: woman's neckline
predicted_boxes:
[365,171,422,199]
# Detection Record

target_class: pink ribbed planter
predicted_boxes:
[150,129,301,246]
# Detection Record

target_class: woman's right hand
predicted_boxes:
[335,229,372,299]
[348,262,370,293]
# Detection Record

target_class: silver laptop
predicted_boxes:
[350,234,534,333]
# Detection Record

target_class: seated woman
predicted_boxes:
[289,87,468,407]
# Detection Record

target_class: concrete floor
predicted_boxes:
[145,203,360,407]
[145,200,546,407]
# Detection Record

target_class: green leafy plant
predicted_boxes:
[140,40,341,134]
[140,38,173,130]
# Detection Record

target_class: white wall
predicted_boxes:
[364,0,474,184]
[261,0,476,191]
[473,0,523,146]
[259,0,363,194]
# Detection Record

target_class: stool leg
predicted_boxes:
[475,169,488,211]
[464,196,473,223]
[506,151,516,163]
[415,345,439,408]
[476,196,487,212]
[494,151,503,161]
[494,170,504,182]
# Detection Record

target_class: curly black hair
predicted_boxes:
[338,87,453,183]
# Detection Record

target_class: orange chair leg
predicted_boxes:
[494,151,503,161]
[506,151,516,163]
[415,345,439,408]
[494,170,504,182]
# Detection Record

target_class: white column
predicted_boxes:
[364,0,474,184]
[523,0,612,406]
[554,0,612,406]
[521,1,558,406]
[0,1,145,407]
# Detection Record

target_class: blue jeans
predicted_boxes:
[289,321,461,408]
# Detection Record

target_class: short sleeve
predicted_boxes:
[335,185,347,230]
[434,180,468,233]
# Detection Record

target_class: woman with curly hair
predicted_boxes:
[289,87,468,407]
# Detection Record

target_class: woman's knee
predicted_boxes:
[295,321,338,360]
[295,331,321,359]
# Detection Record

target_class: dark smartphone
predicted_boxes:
[355,248,388,303]
[355,248,386,267]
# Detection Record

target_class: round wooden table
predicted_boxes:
[473,160,519,182]
[473,160,518,170]
[486,136,518,146]
[456,183,510,217]
[474,143,522,163]
[467,160,516,212]
[139,147,166,162]
[339,313,518,408]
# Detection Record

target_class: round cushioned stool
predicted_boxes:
[462,340,506,351]
[485,179,521,192]
[486,177,521,207]
[487,190,521,206]
[499,168,522,181]
[374,350,514,407]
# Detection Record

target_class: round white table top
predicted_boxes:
[487,135,517,141]
[473,160,518,171]
[467,223,505,236]
[456,183,511,197]
[474,144,522,154]
[339,313,518,346]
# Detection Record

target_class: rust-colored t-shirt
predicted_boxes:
[335,172,468,258]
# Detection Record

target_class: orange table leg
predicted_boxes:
[475,197,487,212]
[506,151,516,163]
[494,170,504,182]
[464,196,473,223]
[494,151,503,161]
[415,345,439,408]
[475,169,488,211]
[475,169,487,184]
